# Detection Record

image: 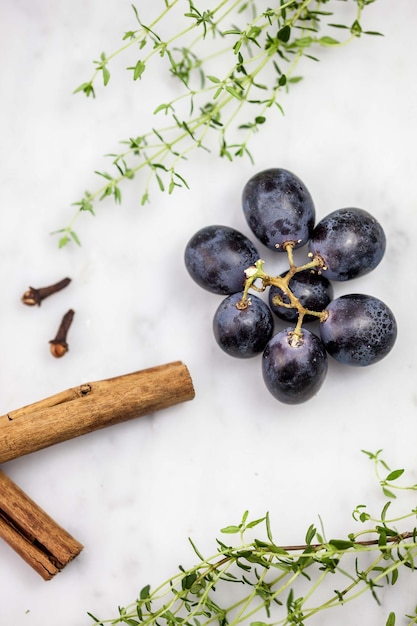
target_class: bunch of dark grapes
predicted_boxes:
[184,168,397,404]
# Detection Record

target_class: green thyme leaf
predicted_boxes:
[386,469,404,482]
[58,0,383,245]
[129,60,146,80]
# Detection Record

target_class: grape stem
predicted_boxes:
[237,243,327,343]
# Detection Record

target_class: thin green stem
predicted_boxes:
[60,0,380,248]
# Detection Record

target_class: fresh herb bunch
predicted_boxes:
[54,0,381,247]
[87,451,417,626]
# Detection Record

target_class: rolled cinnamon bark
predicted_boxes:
[0,470,82,580]
[0,361,195,464]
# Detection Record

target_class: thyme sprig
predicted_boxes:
[87,451,417,626]
[54,0,381,247]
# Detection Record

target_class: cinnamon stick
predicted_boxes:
[0,470,82,580]
[0,361,194,464]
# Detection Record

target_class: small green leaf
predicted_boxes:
[173,172,189,189]
[182,572,197,590]
[77,197,95,214]
[58,235,70,248]
[319,36,340,46]
[381,501,391,520]
[222,29,241,36]
[236,559,252,571]
[236,549,252,558]
[386,469,404,482]
[221,525,241,534]
[268,544,290,556]
[73,82,89,94]
[305,524,316,545]
[328,23,350,30]
[246,516,265,529]
[155,174,164,192]
[350,20,362,37]
[95,170,113,181]
[288,76,303,84]
[294,36,312,49]
[122,30,137,41]
[329,539,354,551]
[188,537,204,561]
[386,611,396,626]
[364,30,384,37]
[70,230,82,246]
[362,449,377,459]
[246,553,269,566]
[102,66,110,86]
[73,82,95,98]
[225,85,243,99]
[206,75,221,83]
[139,584,151,600]
[129,60,146,80]
[382,487,397,499]
[265,511,273,543]
[154,103,172,114]
[182,120,196,139]
[277,25,291,43]
[113,186,122,203]
[131,4,141,25]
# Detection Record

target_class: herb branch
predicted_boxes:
[86,451,417,626]
[53,0,382,247]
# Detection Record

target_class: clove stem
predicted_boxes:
[21,277,71,306]
[49,309,75,358]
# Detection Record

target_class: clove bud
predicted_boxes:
[21,277,71,306]
[49,309,75,358]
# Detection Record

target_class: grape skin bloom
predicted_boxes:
[184,225,259,295]
[320,294,397,366]
[308,208,386,281]
[213,292,274,358]
[242,168,315,250]
[262,328,328,404]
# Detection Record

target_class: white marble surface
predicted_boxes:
[0,1,416,624]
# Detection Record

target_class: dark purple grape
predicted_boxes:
[242,168,315,251]
[184,225,259,295]
[268,270,333,323]
[213,292,274,358]
[262,328,328,404]
[320,294,397,366]
[308,208,386,281]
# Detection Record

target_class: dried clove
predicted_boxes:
[21,277,71,306]
[49,309,75,358]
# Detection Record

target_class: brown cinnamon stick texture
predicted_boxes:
[0,361,195,464]
[0,470,82,580]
